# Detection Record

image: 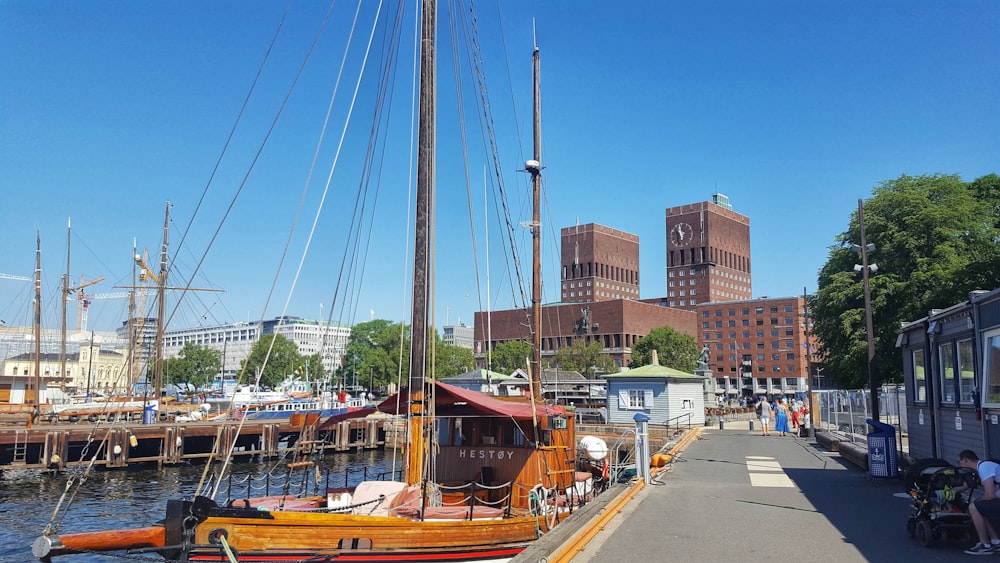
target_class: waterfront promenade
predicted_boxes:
[528,422,966,562]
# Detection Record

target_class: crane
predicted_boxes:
[77,291,130,332]
[67,274,105,332]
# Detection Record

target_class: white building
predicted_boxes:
[442,322,474,349]
[162,317,351,383]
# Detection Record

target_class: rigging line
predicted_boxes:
[164,0,337,333]
[446,0,485,343]
[291,0,386,330]
[172,0,294,265]
[210,0,385,495]
[465,5,528,312]
[335,0,407,332]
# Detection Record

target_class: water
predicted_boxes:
[0,449,401,562]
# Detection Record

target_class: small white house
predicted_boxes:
[601,351,705,426]
[439,369,525,397]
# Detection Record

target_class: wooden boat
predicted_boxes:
[32,3,599,562]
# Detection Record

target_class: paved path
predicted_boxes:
[571,424,967,562]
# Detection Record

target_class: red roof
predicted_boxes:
[317,381,565,430]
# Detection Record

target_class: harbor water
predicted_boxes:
[0,449,401,562]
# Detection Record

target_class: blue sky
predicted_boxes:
[1,1,997,336]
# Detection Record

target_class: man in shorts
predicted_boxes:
[758,399,772,436]
[959,450,1000,555]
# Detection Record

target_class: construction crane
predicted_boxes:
[77,291,130,332]
[67,274,105,332]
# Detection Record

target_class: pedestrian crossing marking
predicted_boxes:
[746,456,795,488]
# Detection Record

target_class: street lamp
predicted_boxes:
[850,198,880,423]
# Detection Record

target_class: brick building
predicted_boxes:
[695,296,814,397]
[560,223,639,303]
[665,194,751,310]
[473,300,696,370]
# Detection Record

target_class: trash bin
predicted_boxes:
[866,419,898,478]
[142,404,157,425]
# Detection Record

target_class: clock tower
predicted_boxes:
[665,193,751,310]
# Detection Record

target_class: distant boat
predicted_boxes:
[32,3,605,561]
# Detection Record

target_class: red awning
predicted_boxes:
[316,381,564,430]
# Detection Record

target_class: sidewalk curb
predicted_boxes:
[544,426,703,563]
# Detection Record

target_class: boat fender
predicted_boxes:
[112,445,123,456]
[68,415,80,423]
[129,433,139,447]
[49,454,62,466]
[88,414,98,423]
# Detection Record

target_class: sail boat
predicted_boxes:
[32,3,596,562]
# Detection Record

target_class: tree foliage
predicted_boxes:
[811,173,1000,388]
[337,319,408,393]
[630,326,699,371]
[163,343,221,389]
[552,339,617,376]
[240,334,302,388]
[487,340,532,374]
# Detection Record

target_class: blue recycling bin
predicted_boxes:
[866,419,898,478]
[142,404,157,425]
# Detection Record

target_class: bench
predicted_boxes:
[815,431,848,452]
[838,441,869,471]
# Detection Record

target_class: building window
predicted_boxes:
[623,388,650,409]
[914,348,927,404]
[938,342,958,405]
[980,329,1000,407]
[958,339,975,405]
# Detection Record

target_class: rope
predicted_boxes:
[218,534,239,563]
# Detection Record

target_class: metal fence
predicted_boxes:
[813,385,907,451]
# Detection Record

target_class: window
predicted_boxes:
[958,339,975,405]
[985,330,1000,406]
[622,388,652,410]
[914,349,927,404]
[940,341,956,405]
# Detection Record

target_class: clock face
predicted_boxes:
[670,222,695,247]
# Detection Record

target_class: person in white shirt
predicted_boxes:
[959,450,1000,555]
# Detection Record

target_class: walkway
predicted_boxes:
[565,423,964,562]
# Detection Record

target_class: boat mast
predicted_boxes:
[406,0,436,487]
[527,46,543,401]
[153,202,169,405]
[32,232,42,407]
[60,218,70,393]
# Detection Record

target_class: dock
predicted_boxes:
[0,414,387,472]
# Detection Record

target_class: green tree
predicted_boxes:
[812,173,1000,388]
[163,343,220,389]
[434,340,475,378]
[487,340,532,374]
[338,320,409,393]
[552,340,617,376]
[630,326,699,371]
[241,334,302,388]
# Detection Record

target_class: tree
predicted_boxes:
[163,343,220,389]
[487,340,532,374]
[630,326,699,371]
[811,173,1000,388]
[434,340,475,378]
[241,334,302,388]
[338,320,408,393]
[551,340,617,376]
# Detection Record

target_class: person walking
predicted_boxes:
[774,398,791,437]
[758,399,773,436]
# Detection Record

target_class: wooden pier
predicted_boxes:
[0,414,387,472]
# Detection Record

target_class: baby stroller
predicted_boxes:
[906,461,980,547]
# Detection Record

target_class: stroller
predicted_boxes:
[906,462,980,547]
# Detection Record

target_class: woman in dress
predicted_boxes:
[774,398,791,436]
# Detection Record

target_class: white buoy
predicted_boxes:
[578,435,609,461]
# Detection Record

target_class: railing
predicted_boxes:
[813,385,907,451]
[219,464,403,504]
[663,412,692,432]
